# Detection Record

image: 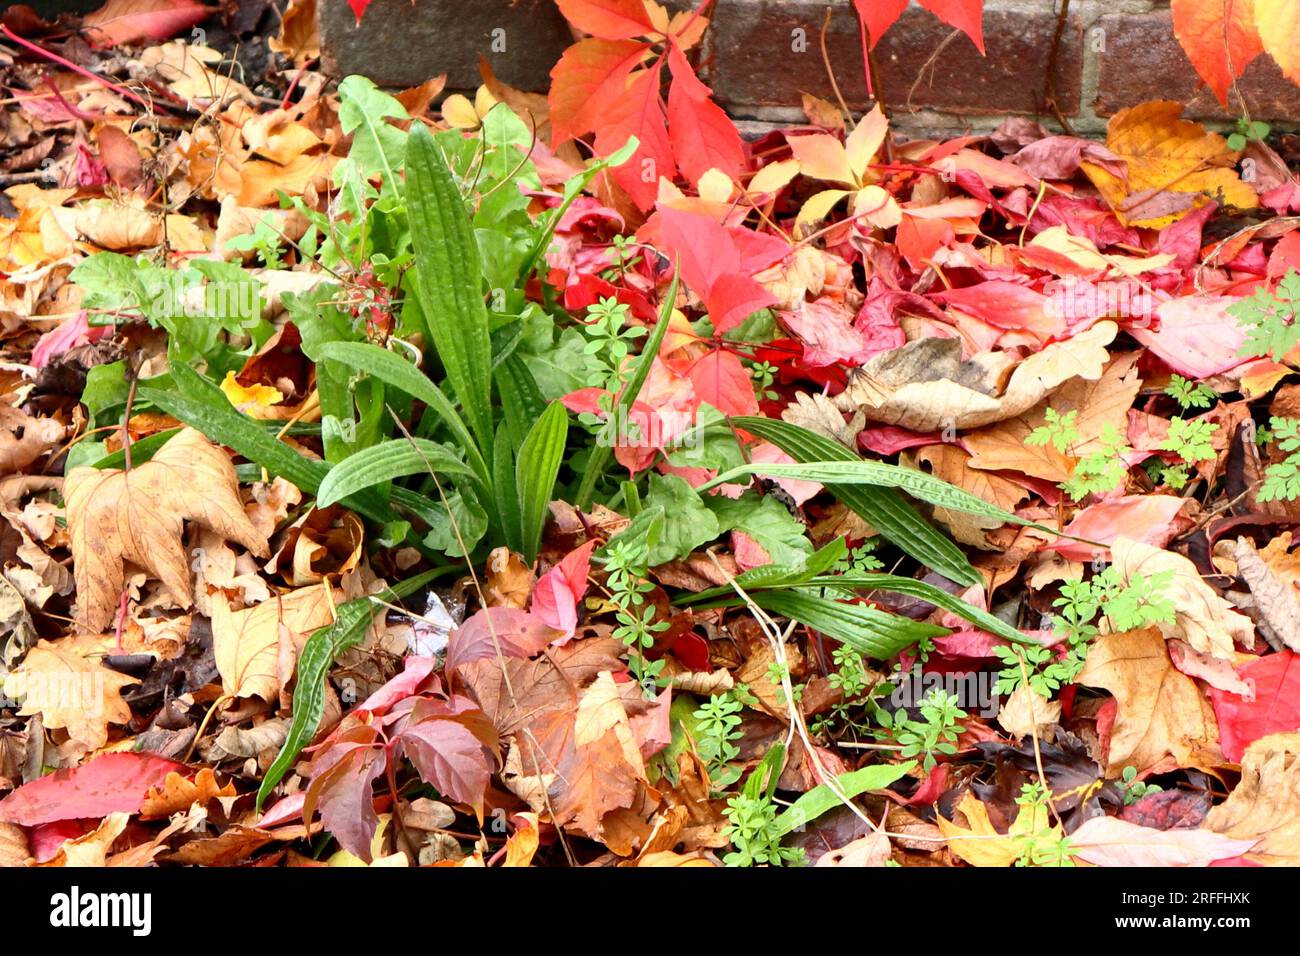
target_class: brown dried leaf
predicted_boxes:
[66,427,269,633]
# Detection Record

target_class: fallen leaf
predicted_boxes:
[1234,536,1300,651]
[1208,651,1300,763]
[0,752,187,826]
[1112,537,1255,660]
[1076,627,1221,774]
[65,427,269,633]
[210,583,336,701]
[1207,732,1300,864]
[5,639,137,750]
[1069,815,1256,866]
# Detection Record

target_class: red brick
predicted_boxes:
[1094,9,1300,121]
[706,0,1083,117]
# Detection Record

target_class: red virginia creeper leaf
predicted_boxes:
[556,0,659,40]
[548,38,650,147]
[1171,0,1263,108]
[0,752,187,826]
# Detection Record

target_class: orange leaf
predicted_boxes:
[556,0,658,40]
[1172,0,1263,108]
[548,38,650,147]
[1255,0,1300,86]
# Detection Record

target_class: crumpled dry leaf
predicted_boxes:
[0,406,65,476]
[997,684,1062,740]
[1207,732,1300,865]
[1233,536,1300,652]
[1076,627,1221,774]
[781,391,864,447]
[140,768,237,820]
[938,791,1058,867]
[834,321,1116,432]
[66,427,270,633]
[1112,537,1254,660]
[210,583,336,702]
[33,812,130,867]
[75,199,164,250]
[5,639,137,750]
[1081,100,1258,228]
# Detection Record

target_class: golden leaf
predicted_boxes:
[1081,100,1257,228]
[210,583,336,701]
[6,639,137,750]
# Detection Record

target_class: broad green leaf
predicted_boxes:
[730,417,980,587]
[316,438,472,507]
[514,401,568,563]
[606,473,720,567]
[405,122,494,453]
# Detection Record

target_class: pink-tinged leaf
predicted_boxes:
[31,310,109,369]
[395,703,496,818]
[356,655,440,715]
[1170,641,1256,700]
[781,299,872,367]
[81,0,212,48]
[1045,494,1190,562]
[548,38,649,146]
[1130,296,1249,379]
[732,530,771,570]
[933,280,1064,343]
[689,349,759,417]
[596,62,674,210]
[444,607,564,678]
[629,686,673,760]
[896,214,954,271]
[1209,651,1300,763]
[666,61,745,183]
[751,442,820,505]
[556,0,658,40]
[1119,787,1212,830]
[919,0,986,54]
[0,752,187,825]
[1011,136,1126,181]
[859,427,944,456]
[853,0,908,46]
[305,738,386,862]
[1070,816,1256,867]
[256,791,307,829]
[531,541,596,643]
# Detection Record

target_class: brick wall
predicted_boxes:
[319,0,1300,135]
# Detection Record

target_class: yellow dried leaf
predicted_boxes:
[5,640,137,750]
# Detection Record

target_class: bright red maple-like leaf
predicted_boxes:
[549,38,651,147]
[665,41,746,184]
[0,752,187,826]
[657,206,787,334]
[1209,650,1300,762]
[853,0,985,53]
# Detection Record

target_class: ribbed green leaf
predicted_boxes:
[753,590,948,660]
[254,568,443,812]
[776,762,915,836]
[316,340,487,487]
[515,401,568,563]
[731,417,980,586]
[405,123,494,452]
[317,438,472,507]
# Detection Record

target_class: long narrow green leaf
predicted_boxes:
[495,352,548,452]
[753,590,948,660]
[255,568,444,811]
[317,438,472,507]
[731,417,980,587]
[316,341,487,488]
[405,123,494,452]
[515,401,568,563]
[776,762,915,836]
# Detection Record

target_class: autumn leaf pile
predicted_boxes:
[3,0,1300,869]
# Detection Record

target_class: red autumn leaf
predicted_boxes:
[303,727,387,861]
[531,540,596,642]
[356,655,440,716]
[80,0,212,48]
[665,42,745,183]
[0,752,187,826]
[555,0,658,40]
[853,0,985,53]
[1208,650,1300,762]
[347,0,372,25]
[392,698,498,818]
[444,607,564,679]
[688,349,759,417]
[657,206,785,333]
[548,38,651,147]
[596,61,676,210]
[1171,0,1264,107]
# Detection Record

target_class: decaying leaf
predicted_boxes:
[66,427,269,633]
